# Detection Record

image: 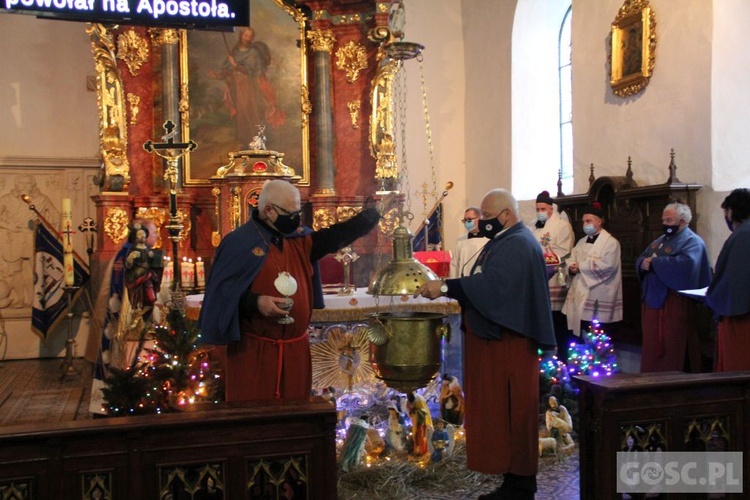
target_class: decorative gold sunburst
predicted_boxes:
[311,324,375,391]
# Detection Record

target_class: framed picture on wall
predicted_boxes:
[179,0,310,185]
[609,0,656,98]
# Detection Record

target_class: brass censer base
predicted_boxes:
[367,311,450,393]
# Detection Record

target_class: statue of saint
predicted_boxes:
[124,222,163,315]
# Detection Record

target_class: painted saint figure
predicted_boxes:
[212,27,285,149]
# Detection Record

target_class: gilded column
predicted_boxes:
[307,29,337,196]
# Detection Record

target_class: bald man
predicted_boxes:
[416,188,554,500]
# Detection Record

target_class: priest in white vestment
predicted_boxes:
[450,206,486,278]
[562,202,623,336]
[529,191,575,357]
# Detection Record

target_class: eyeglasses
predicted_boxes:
[270,203,302,218]
[461,217,478,223]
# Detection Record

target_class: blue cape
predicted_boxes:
[636,227,712,309]
[706,220,750,317]
[198,219,323,344]
[459,222,556,347]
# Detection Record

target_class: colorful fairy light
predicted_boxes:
[566,320,619,377]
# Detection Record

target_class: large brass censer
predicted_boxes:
[367,223,448,392]
[368,311,450,393]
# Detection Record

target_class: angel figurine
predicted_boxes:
[427,418,455,463]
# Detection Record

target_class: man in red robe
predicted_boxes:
[706,188,750,371]
[636,202,711,372]
[417,188,555,500]
[199,180,380,401]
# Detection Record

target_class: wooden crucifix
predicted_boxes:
[143,120,197,290]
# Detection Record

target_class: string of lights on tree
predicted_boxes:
[566,319,619,378]
[102,307,222,416]
[538,318,620,406]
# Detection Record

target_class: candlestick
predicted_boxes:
[195,257,206,288]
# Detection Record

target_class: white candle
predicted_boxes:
[181,257,191,288]
[64,252,75,287]
[162,256,173,287]
[61,198,71,224]
[187,258,196,288]
[61,198,74,286]
[195,257,206,288]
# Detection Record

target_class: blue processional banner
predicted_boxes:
[31,217,90,340]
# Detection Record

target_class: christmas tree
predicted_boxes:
[566,319,619,378]
[103,304,223,416]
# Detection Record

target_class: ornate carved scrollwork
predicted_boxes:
[368,28,401,182]
[313,207,336,231]
[307,29,335,53]
[116,29,150,76]
[104,207,129,244]
[87,23,130,192]
[335,40,368,83]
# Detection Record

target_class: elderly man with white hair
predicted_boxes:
[199,179,380,402]
[416,188,555,500]
[636,201,711,372]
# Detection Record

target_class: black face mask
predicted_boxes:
[478,216,504,239]
[725,216,735,233]
[662,224,680,236]
[274,213,301,234]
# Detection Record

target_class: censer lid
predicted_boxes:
[368,224,439,296]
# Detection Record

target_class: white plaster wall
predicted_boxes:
[403,0,467,251]
[706,1,750,262]
[0,15,99,158]
[512,0,571,201]
[572,0,712,189]
[0,14,100,359]
[573,0,728,260]
[712,0,750,192]
[462,0,516,209]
